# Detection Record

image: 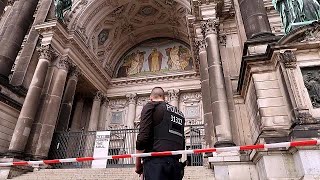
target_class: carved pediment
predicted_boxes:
[279,21,320,45]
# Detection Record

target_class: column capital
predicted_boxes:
[201,19,219,36]
[57,56,71,71]
[168,89,180,101]
[126,93,137,104]
[69,66,82,80]
[94,91,104,101]
[102,96,109,107]
[195,38,207,53]
[38,45,53,61]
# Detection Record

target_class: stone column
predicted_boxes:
[0,0,7,16]
[87,92,103,131]
[34,57,71,158]
[56,67,81,132]
[97,97,109,130]
[7,45,52,156]
[126,93,137,128]
[70,98,85,131]
[195,38,215,147]
[0,0,39,77]
[238,0,273,39]
[168,89,179,108]
[201,19,234,147]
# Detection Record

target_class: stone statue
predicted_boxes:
[303,71,320,108]
[55,0,72,21]
[272,0,320,33]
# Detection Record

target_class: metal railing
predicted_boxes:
[48,125,204,169]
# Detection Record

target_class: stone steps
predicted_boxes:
[10,167,215,180]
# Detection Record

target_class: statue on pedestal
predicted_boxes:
[272,0,320,33]
[55,0,72,22]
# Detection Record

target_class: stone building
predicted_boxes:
[0,0,320,179]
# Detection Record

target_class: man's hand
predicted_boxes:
[135,150,144,175]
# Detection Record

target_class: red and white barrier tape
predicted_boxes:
[1,139,319,167]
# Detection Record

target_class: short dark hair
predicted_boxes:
[150,87,165,99]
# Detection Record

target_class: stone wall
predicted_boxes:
[0,101,19,153]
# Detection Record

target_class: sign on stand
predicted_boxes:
[92,131,111,168]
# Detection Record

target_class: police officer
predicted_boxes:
[135,87,185,180]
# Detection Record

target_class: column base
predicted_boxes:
[5,150,25,159]
[0,158,33,179]
[214,140,236,148]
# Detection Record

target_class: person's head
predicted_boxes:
[150,87,165,101]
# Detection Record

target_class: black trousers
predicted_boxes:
[143,157,183,180]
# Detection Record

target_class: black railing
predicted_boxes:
[48,125,204,168]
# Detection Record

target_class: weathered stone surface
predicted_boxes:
[0,0,39,77]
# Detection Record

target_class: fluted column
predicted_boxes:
[56,67,81,132]
[70,98,85,131]
[126,93,137,128]
[97,97,109,130]
[238,0,273,39]
[195,38,215,147]
[201,19,234,147]
[87,92,103,131]
[8,45,53,155]
[34,57,71,158]
[0,0,39,77]
[0,0,7,16]
[168,89,179,108]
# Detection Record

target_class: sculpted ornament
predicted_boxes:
[94,91,104,102]
[272,0,320,33]
[55,0,72,22]
[278,50,297,68]
[126,93,137,104]
[38,45,53,61]
[201,19,219,36]
[195,39,206,53]
[302,69,320,108]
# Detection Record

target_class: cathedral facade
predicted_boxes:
[0,0,320,179]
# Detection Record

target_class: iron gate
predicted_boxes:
[48,125,204,168]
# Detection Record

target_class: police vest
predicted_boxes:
[153,103,185,151]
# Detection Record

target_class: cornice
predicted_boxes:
[34,20,111,93]
[110,71,200,86]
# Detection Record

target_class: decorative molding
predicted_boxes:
[137,96,150,106]
[109,99,127,109]
[201,19,219,37]
[180,92,202,103]
[278,50,297,68]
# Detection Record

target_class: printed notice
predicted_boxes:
[91,131,111,168]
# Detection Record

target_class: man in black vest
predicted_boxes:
[135,87,185,180]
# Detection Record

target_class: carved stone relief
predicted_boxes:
[301,67,320,108]
[278,50,297,68]
[180,92,203,125]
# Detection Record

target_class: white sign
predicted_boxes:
[91,131,111,168]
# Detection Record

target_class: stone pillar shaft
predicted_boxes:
[0,0,39,77]
[87,92,103,131]
[202,20,234,147]
[196,39,215,147]
[56,67,81,132]
[97,99,108,130]
[8,45,52,155]
[238,0,272,39]
[10,0,53,86]
[70,98,85,131]
[126,93,137,128]
[34,58,70,158]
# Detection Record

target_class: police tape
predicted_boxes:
[1,139,319,167]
